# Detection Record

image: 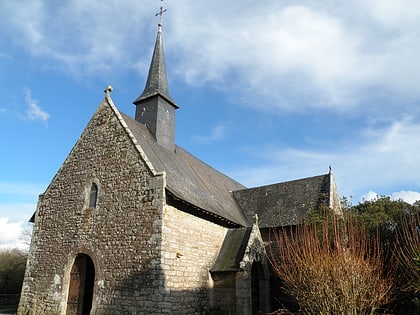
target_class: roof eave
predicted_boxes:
[166,189,243,228]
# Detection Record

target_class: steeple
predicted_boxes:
[133,3,178,151]
[133,23,176,106]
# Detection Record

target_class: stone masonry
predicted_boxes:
[18,97,167,314]
[160,205,227,313]
[18,15,342,314]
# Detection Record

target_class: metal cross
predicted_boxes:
[156,0,167,26]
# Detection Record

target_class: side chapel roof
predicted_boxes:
[211,228,252,272]
[232,173,333,228]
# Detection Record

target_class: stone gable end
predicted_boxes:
[19,98,166,314]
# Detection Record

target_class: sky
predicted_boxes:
[1,0,420,249]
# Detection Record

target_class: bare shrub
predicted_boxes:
[269,215,394,315]
[395,213,420,293]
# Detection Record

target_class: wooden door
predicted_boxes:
[66,254,95,315]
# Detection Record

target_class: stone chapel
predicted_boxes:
[18,12,341,315]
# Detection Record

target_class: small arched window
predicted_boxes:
[89,183,98,208]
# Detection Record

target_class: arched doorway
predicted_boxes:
[251,261,263,315]
[66,254,95,315]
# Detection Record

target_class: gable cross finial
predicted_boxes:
[254,213,259,226]
[156,0,167,31]
[104,85,113,96]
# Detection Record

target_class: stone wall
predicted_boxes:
[329,172,342,216]
[160,205,227,313]
[18,99,166,314]
[211,273,237,314]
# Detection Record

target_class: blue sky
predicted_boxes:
[1,0,420,248]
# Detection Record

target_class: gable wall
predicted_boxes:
[329,173,343,216]
[18,101,166,314]
[159,204,227,313]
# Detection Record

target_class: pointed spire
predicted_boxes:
[133,2,178,151]
[133,5,177,107]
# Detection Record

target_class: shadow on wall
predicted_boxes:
[90,266,219,315]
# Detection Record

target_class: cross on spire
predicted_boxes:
[156,0,167,31]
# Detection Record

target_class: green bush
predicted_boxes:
[0,249,27,294]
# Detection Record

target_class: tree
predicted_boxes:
[349,197,420,314]
[19,225,33,249]
[0,248,27,294]
[350,197,419,247]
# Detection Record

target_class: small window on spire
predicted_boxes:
[89,183,98,208]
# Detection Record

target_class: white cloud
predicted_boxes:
[0,0,154,77]
[168,1,420,112]
[1,0,419,209]
[2,1,420,112]
[170,4,366,109]
[361,0,420,27]
[1,0,45,46]
[232,116,420,201]
[358,190,420,204]
[360,191,379,203]
[391,191,420,204]
[23,88,50,123]
[0,181,38,250]
[0,218,26,250]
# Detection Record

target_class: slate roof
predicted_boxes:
[133,25,177,108]
[101,24,336,230]
[120,112,249,227]
[232,174,331,228]
[211,228,252,272]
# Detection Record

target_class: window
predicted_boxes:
[89,183,98,208]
